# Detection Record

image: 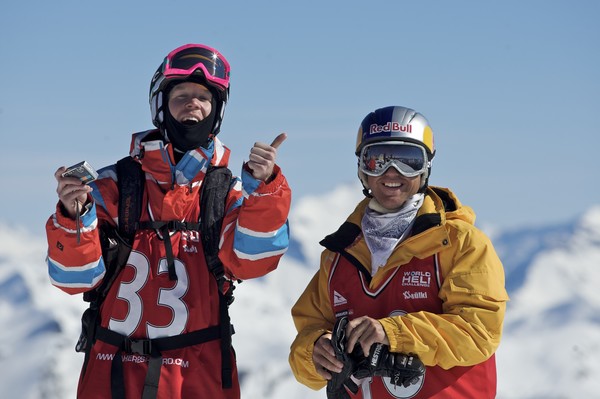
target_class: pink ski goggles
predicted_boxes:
[162,44,230,89]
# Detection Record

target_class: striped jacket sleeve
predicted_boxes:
[218,164,291,280]
[45,169,118,295]
[45,200,105,295]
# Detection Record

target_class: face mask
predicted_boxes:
[163,95,217,152]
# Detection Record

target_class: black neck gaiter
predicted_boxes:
[164,98,217,152]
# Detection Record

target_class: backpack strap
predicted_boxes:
[137,220,201,281]
[95,324,226,399]
[200,165,233,287]
[76,156,144,375]
[199,165,235,388]
[80,156,143,306]
[116,156,145,242]
[76,157,237,396]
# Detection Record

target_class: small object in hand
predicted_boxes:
[353,343,425,388]
[62,161,98,184]
[326,317,360,399]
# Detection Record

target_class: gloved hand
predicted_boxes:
[353,343,425,388]
[326,317,360,399]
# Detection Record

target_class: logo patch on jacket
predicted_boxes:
[403,291,428,300]
[333,290,348,307]
[402,270,431,287]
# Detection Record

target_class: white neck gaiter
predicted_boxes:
[361,193,424,276]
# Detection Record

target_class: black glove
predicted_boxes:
[353,343,425,388]
[326,317,359,399]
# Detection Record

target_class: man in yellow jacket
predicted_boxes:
[289,106,509,398]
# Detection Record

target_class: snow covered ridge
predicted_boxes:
[497,205,600,398]
[1,202,599,398]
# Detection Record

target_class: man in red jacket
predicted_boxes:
[47,43,291,399]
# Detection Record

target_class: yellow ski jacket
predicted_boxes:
[289,186,509,393]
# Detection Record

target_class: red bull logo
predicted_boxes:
[369,122,412,134]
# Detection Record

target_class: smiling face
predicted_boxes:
[367,167,422,210]
[167,82,213,124]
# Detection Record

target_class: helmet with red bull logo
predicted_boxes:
[355,106,436,195]
[356,106,435,156]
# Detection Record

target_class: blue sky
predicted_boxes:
[1,0,599,237]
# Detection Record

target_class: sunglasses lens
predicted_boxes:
[360,143,426,177]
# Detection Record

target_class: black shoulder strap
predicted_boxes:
[81,156,142,304]
[200,165,233,282]
[77,157,144,363]
[116,156,145,243]
[115,159,233,285]
[112,159,233,284]
[199,165,234,389]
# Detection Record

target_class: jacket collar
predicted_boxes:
[127,129,231,187]
[320,186,472,275]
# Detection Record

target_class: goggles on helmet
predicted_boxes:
[162,44,230,90]
[359,141,428,178]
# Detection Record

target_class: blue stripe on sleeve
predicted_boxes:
[227,195,244,214]
[47,257,106,288]
[89,165,116,212]
[81,203,97,227]
[233,221,289,256]
[90,184,107,212]
[241,167,261,196]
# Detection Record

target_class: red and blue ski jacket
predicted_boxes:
[46,130,291,399]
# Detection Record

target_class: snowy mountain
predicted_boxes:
[1,186,599,399]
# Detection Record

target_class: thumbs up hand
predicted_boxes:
[246,133,287,182]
